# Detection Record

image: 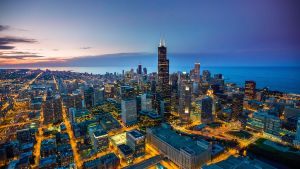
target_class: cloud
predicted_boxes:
[0,55,44,60]
[80,46,92,50]
[0,36,37,50]
[0,25,10,31]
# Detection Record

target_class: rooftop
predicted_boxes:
[149,124,208,155]
[118,144,133,156]
[127,130,144,139]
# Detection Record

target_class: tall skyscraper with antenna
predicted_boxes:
[157,38,170,114]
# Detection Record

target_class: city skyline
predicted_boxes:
[1,0,300,67]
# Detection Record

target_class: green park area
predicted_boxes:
[248,138,300,168]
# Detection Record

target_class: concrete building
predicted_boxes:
[121,99,137,126]
[83,153,120,169]
[201,96,213,124]
[244,80,256,100]
[126,130,145,158]
[141,93,153,112]
[146,124,211,169]
[247,111,281,136]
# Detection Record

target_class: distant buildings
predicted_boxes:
[202,70,211,82]
[146,124,211,169]
[244,80,256,100]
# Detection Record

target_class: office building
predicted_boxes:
[137,64,142,75]
[231,93,244,121]
[141,93,153,112]
[90,129,109,152]
[179,81,192,122]
[121,86,137,126]
[117,144,134,164]
[193,62,200,82]
[121,99,137,126]
[126,130,145,157]
[157,39,171,113]
[143,67,147,75]
[84,87,95,109]
[94,87,105,105]
[146,124,211,169]
[247,111,281,136]
[201,96,213,124]
[83,153,120,169]
[245,80,256,100]
[202,70,211,82]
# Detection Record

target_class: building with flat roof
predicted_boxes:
[126,130,145,157]
[117,144,134,164]
[146,124,211,169]
[83,153,120,169]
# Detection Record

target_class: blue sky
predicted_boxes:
[0,0,299,66]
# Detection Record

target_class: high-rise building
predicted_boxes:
[231,93,244,121]
[157,39,170,114]
[121,86,137,126]
[245,80,256,100]
[141,93,153,112]
[179,79,192,122]
[137,64,142,75]
[143,67,147,75]
[202,70,211,82]
[121,99,137,126]
[84,87,95,109]
[126,130,145,158]
[94,87,105,105]
[193,62,200,82]
[201,96,213,124]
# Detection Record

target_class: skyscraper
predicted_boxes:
[201,96,213,124]
[231,93,244,121]
[193,62,200,82]
[121,86,137,126]
[202,70,211,82]
[245,80,256,100]
[84,87,95,109]
[137,64,142,75]
[157,39,170,114]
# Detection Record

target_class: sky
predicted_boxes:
[0,0,300,67]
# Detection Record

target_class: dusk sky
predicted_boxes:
[0,0,300,67]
